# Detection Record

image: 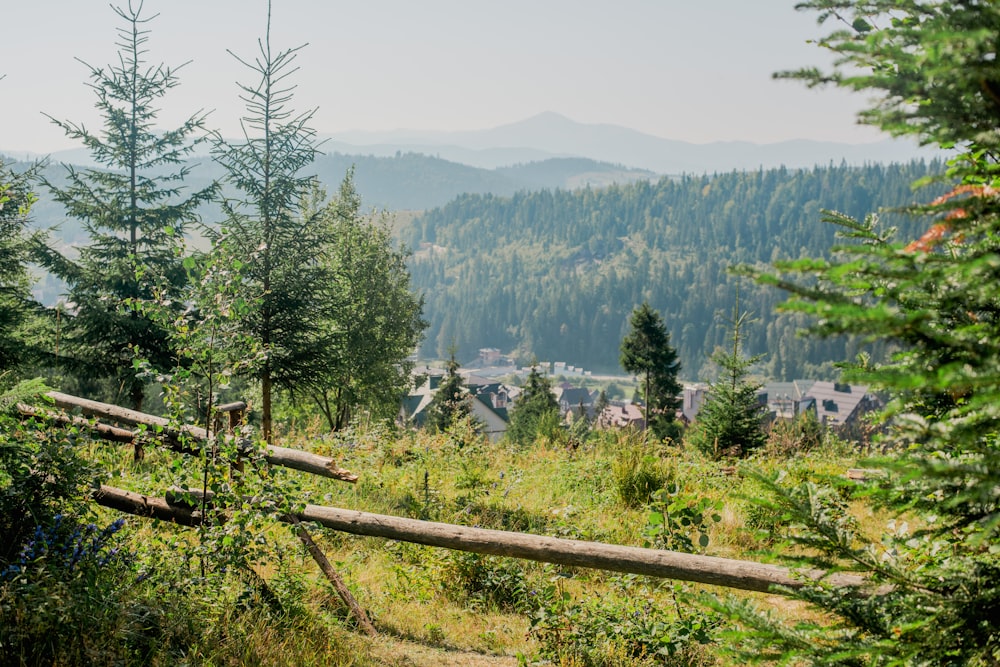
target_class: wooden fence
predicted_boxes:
[20,392,879,633]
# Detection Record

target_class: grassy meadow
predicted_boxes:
[2,406,884,667]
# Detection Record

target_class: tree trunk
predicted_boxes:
[262,367,272,444]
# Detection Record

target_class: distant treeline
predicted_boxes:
[405,160,946,380]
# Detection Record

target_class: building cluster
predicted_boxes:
[399,358,880,442]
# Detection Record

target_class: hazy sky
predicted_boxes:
[1,1,883,155]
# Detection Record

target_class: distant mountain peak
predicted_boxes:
[510,110,579,125]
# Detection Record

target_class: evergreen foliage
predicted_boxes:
[38,2,212,410]
[0,159,44,375]
[408,160,944,378]
[506,364,560,447]
[593,388,610,421]
[687,297,766,459]
[425,351,470,433]
[714,2,1000,664]
[210,3,322,442]
[619,302,682,440]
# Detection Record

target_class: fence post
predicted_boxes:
[215,401,248,474]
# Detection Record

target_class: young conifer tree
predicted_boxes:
[425,350,470,433]
[620,301,682,440]
[0,159,44,376]
[506,363,559,446]
[210,3,324,443]
[717,2,1000,664]
[687,296,765,459]
[41,1,212,410]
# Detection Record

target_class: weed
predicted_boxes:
[612,435,674,508]
[424,622,446,643]
[529,579,719,666]
[642,487,723,554]
[737,476,790,545]
[437,551,539,613]
[766,411,826,457]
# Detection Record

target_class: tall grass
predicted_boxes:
[610,431,676,508]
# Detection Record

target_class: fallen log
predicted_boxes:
[97,485,376,630]
[95,484,877,597]
[45,391,357,483]
[96,485,202,527]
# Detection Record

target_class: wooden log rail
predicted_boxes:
[18,404,135,443]
[33,392,357,482]
[95,484,877,597]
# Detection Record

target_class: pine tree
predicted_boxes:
[0,160,43,376]
[210,2,322,442]
[620,302,682,440]
[39,2,212,410]
[687,297,765,459]
[425,351,469,433]
[593,388,610,426]
[716,2,1000,664]
[506,364,559,447]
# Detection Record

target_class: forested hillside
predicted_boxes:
[315,153,655,210]
[12,151,656,305]
[406,160,944,379]
[7,151,654,228]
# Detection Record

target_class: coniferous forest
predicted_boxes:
[407,160,943,378]
[18,154,944,382]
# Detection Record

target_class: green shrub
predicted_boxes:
[436,552,537,613]
[765,411,825,457]
[612,436,674,508]
[643,487,723,554]
[0,389,99,567]
[529,581,719,666]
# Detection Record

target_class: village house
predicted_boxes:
[554,384,596,419]
[759,380,881,438]
[682,384,708,423]
[595,401,646,430]
[398,367,519,441]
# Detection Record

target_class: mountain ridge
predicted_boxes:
[321,111,935,172]
[8,111,935,175]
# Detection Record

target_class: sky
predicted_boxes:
[1,0,884,156]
